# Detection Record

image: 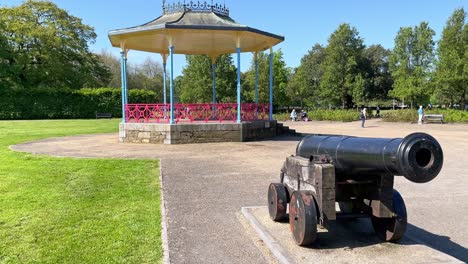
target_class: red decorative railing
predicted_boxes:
[125,103,270,123]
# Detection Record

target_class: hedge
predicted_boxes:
[382,109,468,123]
[274,109,468,123]
[274,109,360,122]
[0,88,156,120]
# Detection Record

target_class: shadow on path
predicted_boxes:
[269,216,467,262]
[407,224,468,263]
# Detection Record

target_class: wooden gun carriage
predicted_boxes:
[268,133,443,245]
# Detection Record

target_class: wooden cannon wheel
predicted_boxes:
[371,189,408,242]
[289,190,318,246]
[267,183,288,221]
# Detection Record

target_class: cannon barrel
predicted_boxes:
[296,133,443,183]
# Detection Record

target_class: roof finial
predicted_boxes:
[162,0,166,14]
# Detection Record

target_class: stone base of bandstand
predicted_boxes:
[119,120,278,144]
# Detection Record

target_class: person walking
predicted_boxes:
[418,105,424,124]
[360,108,367,128]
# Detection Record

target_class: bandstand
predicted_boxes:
[108,1,284,144]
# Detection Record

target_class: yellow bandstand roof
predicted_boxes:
[108,2,284,57]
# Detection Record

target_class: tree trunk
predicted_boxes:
[462,89,466,111]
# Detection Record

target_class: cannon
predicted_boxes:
[267,133,443,246]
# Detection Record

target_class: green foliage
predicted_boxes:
[308,109,360,122]
[97,50,122,88]
[0,88,156,119]
[382,109,468,122]
[0,19,15,90]
[389,22,435,104]
[363,45,393,101]
[426,109,468,122]
[287,44,325,107]
[0,120,162,262]
[288,39,393,109]
[381,109,418,122]
[273,112,291,121]
[319,23,366,108]
[127,57,165,96]
[274,109,359,122]
[433,8,467,106]
[243,50,291,107]
[0,0,110,89]
[179,54,236,103]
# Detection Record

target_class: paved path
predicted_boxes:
[11,119,468,263]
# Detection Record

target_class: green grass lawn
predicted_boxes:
[0,120,162,263]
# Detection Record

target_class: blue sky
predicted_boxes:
[3,0,466,76]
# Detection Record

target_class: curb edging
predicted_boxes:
[241,206,295,264]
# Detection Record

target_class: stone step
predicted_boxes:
[276,122,300,137]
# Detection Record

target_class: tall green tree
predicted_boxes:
[389,22,435,106]
[0,0,110,89]
[179,54,236,103]
[433,8,467,107]
[287,44,326,107]
[363,44,393,101]
[243,50,291,107]
[0,20,15,90]
[319,23,366,108]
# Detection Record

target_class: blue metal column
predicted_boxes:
[236,48,241,123]
[254,52,259,118]
[120,51,126,123]
[212,62,217,118]
[255,55,259,105]
[269,49,274,120]
[169,46,175,124]
[163,61,167,118]
[212,63,217,104]
[123,55,128,106]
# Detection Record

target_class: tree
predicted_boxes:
[287,44,326,107]
[138,57,164,95]
[97,49,121,88]
[433,8,467,107]
[214,55,237,102]
[0,0,110,89]
[98,50,165,102]
[319,23,366,108]
[243,50,291,107]
[363,45,393,101]
[389,22,436,106]
[0,20,16,91]
[179,54,236,103]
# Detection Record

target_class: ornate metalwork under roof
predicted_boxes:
[108,1,284,56]
[163,1,229,17]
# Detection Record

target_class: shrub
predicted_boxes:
[274,112,290,121]
[381,110,417,122]
[426,109,468,123]
[274,109,360,122]
[382,109,468,123]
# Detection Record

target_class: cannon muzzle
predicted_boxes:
[296,133,443,183]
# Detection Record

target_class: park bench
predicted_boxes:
[95,112,112,119]
[424,114,444,123]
